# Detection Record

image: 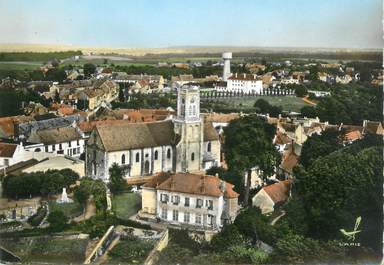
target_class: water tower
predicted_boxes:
[222,52,232,81]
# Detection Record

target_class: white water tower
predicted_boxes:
[222,52,232,81]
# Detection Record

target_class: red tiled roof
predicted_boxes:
[263,180,291,204]
[344,130,362,142]
[280,150,299,173]
[156,173,239,199]
[0,143,17,158]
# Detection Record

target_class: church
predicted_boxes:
[85,85,221,182]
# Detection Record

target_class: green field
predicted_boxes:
[0,61,43,70]
[48,200,83,219]
[202,96,309,113]
[112,192,141,220]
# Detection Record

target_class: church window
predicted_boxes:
[167,148,171,159]
[136,153,140,162]
[192,105,196,116]
[121,154,125,164]
[191,152,195,161]
[154,150,158,160]
[93,162,97,175]
[207,142,211,152]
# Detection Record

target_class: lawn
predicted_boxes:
[48,200,83,219]
[203,96,309,112]
[0,237,89,263]
[112,192,141,220]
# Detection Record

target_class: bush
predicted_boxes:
[47,210,68,232]
[28,206,47,227]
[108,236,155,263]
[2,169,79,199]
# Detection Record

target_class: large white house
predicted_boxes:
[85,85,221,182]
[27,126,85,158]
[141,172,239,230]
[224,73,263,94]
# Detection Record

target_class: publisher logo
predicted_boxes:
[339,216,362,247]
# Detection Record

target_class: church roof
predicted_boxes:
[204,121,219,141]
[95,120,176,152]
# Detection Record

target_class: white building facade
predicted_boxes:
[226,73,263,94]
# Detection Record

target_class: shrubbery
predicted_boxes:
[28,206,47,227]
[2,169,79,199]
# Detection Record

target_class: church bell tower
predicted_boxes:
[173,85,203,173]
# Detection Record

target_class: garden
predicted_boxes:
[112,192,141,220]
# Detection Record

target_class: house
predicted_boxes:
[0,142,21,168]
[273,131,293,153]
[245,63,266,74]
[86,85,221,182]
[27,126,85,158]
[226,73,263,94]
[113,73,165,91]
[280,77,300,85]
[0,116,34,139]
[279,144,299,177]
[336,74,352,84]
[171,74,194,87]
[252,180,292,214]
[307,90,331,97]
[363,120,383,135]
[291,71,305,82]
[140,172,239,230]
[78,79,119,110]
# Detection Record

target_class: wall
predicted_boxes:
[142,187,157,215]
[44,139,85,158]
[252,189,274,214]
[143,229,169,265]
[156,190,222,229]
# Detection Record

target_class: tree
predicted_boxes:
[108,163,126,194]
[254,99,282,117]
[45,68,67,82]
[299,129,343,168]
[47,210,68,231]
[224,115,280,204]
[211,224,245,252]
[294,144,382,254]
[300,105,317,118]
[294,86,308,97]
[74,185,89,206]
[84,63,96,77]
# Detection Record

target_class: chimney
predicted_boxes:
[219,180,225,193]
[243,73,246,78]
[235,73,238,78]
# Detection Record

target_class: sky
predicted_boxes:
[0,0,382,49]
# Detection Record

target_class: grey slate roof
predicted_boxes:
[17,114,84,139]
[95,120,176,152]
[203,121,219,141]
[28,127,82,145]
